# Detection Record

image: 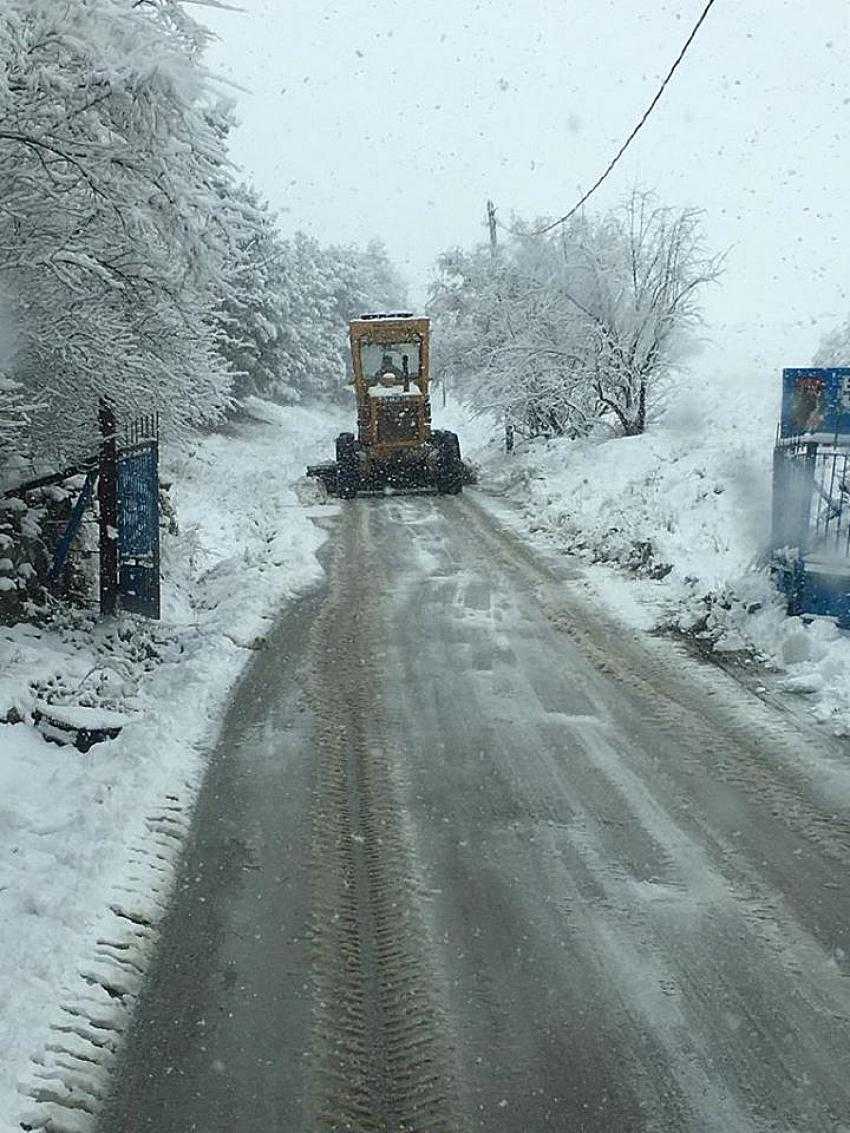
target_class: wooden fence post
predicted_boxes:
[98,399,118,616]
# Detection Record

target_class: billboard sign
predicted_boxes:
[781,367,850,440]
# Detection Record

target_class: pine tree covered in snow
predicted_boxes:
[213,177,293,402]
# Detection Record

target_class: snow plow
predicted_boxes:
[306,313,464,499]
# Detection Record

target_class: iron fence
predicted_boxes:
[773,436,850,559]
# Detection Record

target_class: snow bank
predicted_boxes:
[0,400,345,1130]
[474,365,850,737]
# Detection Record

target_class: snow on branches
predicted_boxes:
[431,190,722,439]
[0,0,408,467]
[814,316,850,368]
[271,235,407,404]
[0,0,244,462]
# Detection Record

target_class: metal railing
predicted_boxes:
[773,436,850,560]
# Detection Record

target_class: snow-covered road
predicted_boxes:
[99,492,850,1131]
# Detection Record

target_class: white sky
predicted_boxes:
[199,0,850,385]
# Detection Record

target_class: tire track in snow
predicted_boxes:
[306,502,457,1132]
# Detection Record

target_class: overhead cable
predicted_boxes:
[531,0,718,237]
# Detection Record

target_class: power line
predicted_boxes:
[531,0,718,237]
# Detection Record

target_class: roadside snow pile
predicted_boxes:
[162,399,345,642]
[0,399,344,1131]
[478,369,850,735]
[486,369,773,583]
[433,392,498,477]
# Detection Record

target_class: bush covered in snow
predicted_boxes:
[0,483,97,626]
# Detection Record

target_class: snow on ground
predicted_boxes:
[0,399,345,1130]
[2,371,848,1123]
[461,366,850,739]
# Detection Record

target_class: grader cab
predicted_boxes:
[307,313,464,499]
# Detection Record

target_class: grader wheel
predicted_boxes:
[335,433,360,500]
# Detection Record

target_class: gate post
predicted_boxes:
[770,443,786,550]
[800,441,818,555]
[98,399,119,616]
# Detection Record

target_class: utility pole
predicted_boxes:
[486,199,498,261]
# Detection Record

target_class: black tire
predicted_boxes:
[436,430,463,495]
[335,432,359,499]
[430,429,445,491]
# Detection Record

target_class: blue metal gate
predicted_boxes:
[773,368,850,625]
[117,439,160,619]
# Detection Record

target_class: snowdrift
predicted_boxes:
[473,367,850,737]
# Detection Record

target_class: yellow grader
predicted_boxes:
[307,312,464,498]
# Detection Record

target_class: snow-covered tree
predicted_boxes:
[431,191,721,438]
[0,375,33,469]
[0,291,30,465]
[0,0,409,474]
[212,178,293,402]
[274,235,408,403]
[560,193,722,436]
[814,318,850,367]
[431,240,596,437]
[0,0,236,463]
